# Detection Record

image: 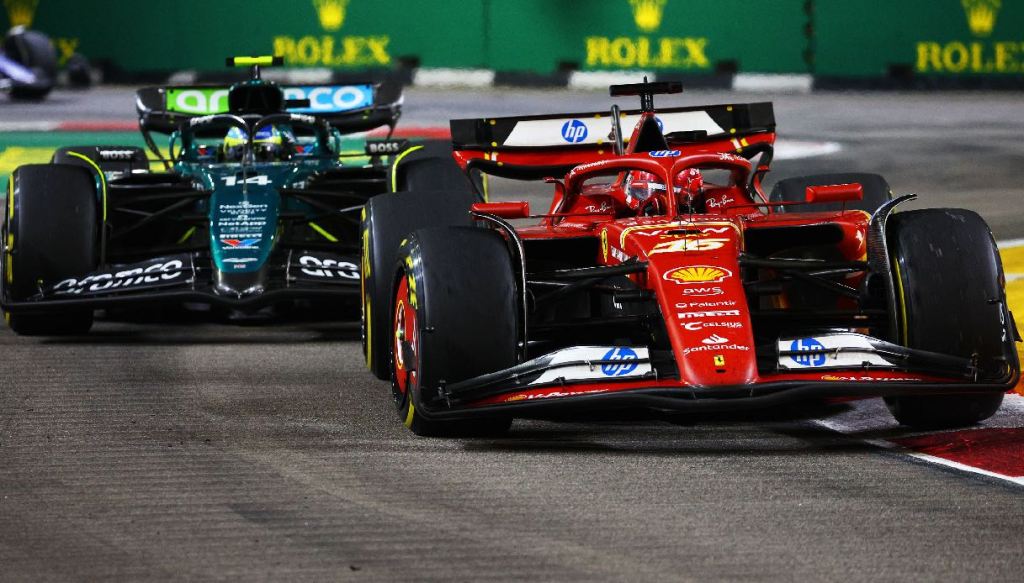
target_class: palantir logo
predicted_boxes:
[561,119,588,144]
[601,347,639,376]
[790,338,826,367]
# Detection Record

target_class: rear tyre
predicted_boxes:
[391,227,517,437]
[361,189,475,379]
[3,164,98,335]
[770,172,892,214]
[392,140,476,194]
[884,209,1013,428]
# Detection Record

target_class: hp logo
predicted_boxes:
[601,347,639,376]
[561,119,588,143]
[790,338,826,367]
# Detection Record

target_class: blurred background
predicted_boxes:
[1,0,1020,87]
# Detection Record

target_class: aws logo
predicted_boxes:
[962,0,1000,37]
[629,0,666,33]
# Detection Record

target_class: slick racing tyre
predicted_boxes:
[4,164,98,335]
[770,172,892,214]
[53,146,149,174]
[884,209,1014,428]
[391,139,476,194]
[4,28,57,101]
[392,227,516,437]
[361,189,475,379]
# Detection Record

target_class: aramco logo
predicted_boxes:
[629,0,666,33]
[962,0,1001,37]
[313,0,348,32]
[3,0,38,27]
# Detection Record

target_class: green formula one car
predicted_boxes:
[1,56,461,335]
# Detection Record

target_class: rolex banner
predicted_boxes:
[1,0,1021,81]
[0,0,806,75]
[815,0,1024,78]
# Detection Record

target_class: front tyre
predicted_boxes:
[3,164,98,335]
[391,227,517,437]
[884,209,1014,428]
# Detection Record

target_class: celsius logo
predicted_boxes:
[790,338,826,367]
[601,346,639,376]
[561,119,588,143]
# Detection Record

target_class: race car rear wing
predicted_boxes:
[135,81,402,135]
[451,102,775,180]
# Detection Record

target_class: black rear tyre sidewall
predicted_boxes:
[391,140,476,194]
[770,172,892,214]
[361,189,475,379]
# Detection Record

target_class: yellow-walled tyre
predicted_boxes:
[3,164,97,335]
[884,208,1015,428]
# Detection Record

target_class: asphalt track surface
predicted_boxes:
[1,87,1023,581]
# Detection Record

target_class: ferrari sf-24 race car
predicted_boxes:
[362,80,1020,436]
[1,56,456,334]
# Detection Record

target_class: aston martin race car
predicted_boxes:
[362,80,1020,436]
[1,56,459,335]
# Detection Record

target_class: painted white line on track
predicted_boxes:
[733,73,813,94]
[569,70,657,90]
[413,68,496,88]
[0,121,59,131]
[813,394,1024,486]
[997,238,1024,249]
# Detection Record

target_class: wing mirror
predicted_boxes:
[806,183,864,204]
[470,201,531,219]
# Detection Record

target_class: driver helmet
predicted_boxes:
[624,170,667,209]
[222,125,290,162]
[675,167,704,208]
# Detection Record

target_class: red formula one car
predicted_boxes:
[361,81,1020,436]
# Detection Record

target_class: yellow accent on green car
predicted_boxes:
[390,145,424,192]
[65,151,107,222]
[308,221,339,242]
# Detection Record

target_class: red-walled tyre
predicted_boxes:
[391,226,516,437]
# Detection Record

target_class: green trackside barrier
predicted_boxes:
[486,0,809,74]
[814,0,1024,77]
[0,0,488,71]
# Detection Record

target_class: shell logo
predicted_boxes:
[664,265,732,285]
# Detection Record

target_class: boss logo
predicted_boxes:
[365,140,408,156]
[98,149,138,161]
